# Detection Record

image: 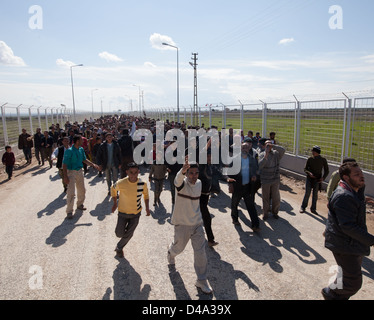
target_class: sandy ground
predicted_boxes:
[0,159,373,301]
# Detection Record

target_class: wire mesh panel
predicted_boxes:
[266,102,296,153]
[210,105,224,129]
[350,98,374,172]
[243,104,263,138]
[3,104,21,148]
[299,99,346,163]
[224,105,241,131]
[199,106,210,128]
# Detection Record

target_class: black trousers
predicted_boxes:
[6,165,13,179]
[231,182,259,228]
[200,193,214,242]
[115,213,140,250]
[328,252,363,300]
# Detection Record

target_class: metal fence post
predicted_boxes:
[209,105,212,128]
[239,100,244,131]
[293,95,301,156]
[17,104,22,134]
[220,103,226,128]
[1,103,9,146]
[342,93,352,161]
[45,108,49,131]
[260,100,267,138]
[28,105,34,134]
[37,106,42,130]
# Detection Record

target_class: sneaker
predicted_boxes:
[299,208,306,213]
[195,280,213,294]
[263,213,269,221]
[311,209,319,215]
[167,250,175,265]
[321,287,336,300]
[77,205,87,211]
[115,248,124,258]
[66,212,73,219]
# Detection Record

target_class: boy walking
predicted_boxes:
[111,162,150,258]
[2,146,15,180]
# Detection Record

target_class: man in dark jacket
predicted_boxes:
[18,128,33,164]
[322,161,374,300]
[41,130,54,168]
[97,133,121,194]
[34,128,44,165]
[198,147,225,247]
[55,137,70,192]
[227,140,260,231]
[300,146,329,215]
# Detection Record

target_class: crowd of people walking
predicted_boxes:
[3,113,374,299]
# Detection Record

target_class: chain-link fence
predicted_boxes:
[152,95,374,173]
[3,96,373,173]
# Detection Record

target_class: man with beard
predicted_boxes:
[322,161,374,300]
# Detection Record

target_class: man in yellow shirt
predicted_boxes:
[111,162,150,258]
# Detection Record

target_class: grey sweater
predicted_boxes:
[258,145,285,184]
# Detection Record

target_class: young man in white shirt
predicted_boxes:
[167,158,212,294]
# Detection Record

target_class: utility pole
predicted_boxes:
[189,53,198,127]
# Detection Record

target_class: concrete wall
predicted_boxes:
[280,153,374,198]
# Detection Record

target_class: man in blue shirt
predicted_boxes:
[227,140,260,231]
[63,134,99,219]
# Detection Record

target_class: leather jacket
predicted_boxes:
[325,181,374,256]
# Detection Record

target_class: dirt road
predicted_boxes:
[0,160,373,300]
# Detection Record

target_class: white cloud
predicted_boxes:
[361,54,374,64]
[0,41,26,66]
[144,61,157,68]
[98,51,123,63]
[279,38,295,45]
[150,33,176,50]
[56,58,76,68]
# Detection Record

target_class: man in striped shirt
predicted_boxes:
[111,162,150,258]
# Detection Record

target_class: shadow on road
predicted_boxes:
[45,211,92,247]
[168,265,192,300]
[207,248,260,300]
[150,202,172,225]
[37,193,66,218]
[90,194,112,221]
[103,257,151,300]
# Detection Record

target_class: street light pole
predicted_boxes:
[162,42,180,123]
[70,64,83,122]
[133,84,141,115]
[91,89,98,120]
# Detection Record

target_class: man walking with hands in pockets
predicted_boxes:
[167,157,212,295]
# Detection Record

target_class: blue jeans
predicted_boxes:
[301,177,319,211]
[105,165,119,191]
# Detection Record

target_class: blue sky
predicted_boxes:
[1,0,374,113]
